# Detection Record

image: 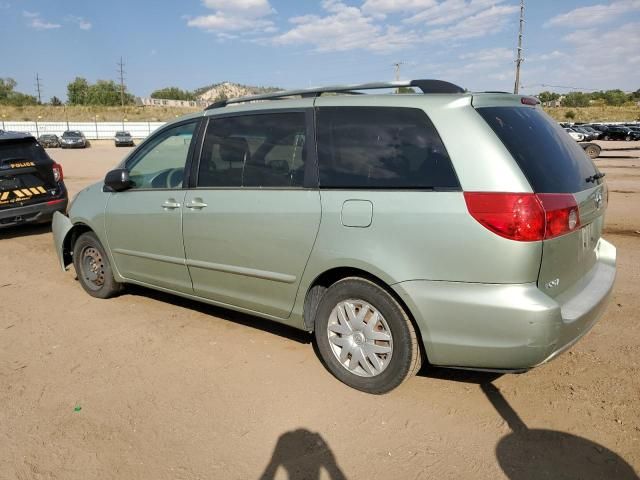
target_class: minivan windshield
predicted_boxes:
[477,107,599,193]
[63,131,82,137]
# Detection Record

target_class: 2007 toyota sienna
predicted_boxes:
[52,80,616,394]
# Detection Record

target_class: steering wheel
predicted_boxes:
[166,168,183,189]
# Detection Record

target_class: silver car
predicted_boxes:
[52,80,616,394]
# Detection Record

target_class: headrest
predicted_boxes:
[220,137,250,164]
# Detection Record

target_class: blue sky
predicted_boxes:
[1,0,639,101]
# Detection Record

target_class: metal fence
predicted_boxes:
[0,121,167,140]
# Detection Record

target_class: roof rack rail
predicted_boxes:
[205,79,465,110]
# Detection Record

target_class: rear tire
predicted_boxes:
[313,277,422,394]
[72,231,122,299]
[584,144,601,159]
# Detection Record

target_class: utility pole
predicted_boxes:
[392,61,404,81]
[392,61,404,93]
[513,0,525,94]
[117,56,126,110]
[35,73,43,104]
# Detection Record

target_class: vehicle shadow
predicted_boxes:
[124,285,311,345]
[258,428,347,480]
[418,365,503,384]
[0,223,51,239]
[481,383,638,480]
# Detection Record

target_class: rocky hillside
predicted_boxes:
[195,82,280,102]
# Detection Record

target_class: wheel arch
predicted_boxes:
[302,266,429,364]
[61,222,94,268]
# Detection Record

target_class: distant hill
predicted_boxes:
[195,82,281,102]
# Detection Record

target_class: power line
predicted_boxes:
[35,73,43,104]
[513,0,525,94]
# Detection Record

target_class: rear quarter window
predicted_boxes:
[316,107,459,189]
[477,107,598,193]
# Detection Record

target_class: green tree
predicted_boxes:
[150,87,195,101]
[562,92,590,107]
[564,110,576,120]
[538,91,560,103]
[395,86,416,94]
[67,77,90,105]
[0,78,17,102]
[67,78,134,106]
[0,78,37,106]
[50,96,62,106]
[602,89,629,106]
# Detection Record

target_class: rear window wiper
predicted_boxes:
[586,172,605,183]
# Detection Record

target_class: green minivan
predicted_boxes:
[52,80,616,394]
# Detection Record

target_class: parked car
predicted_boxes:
[38,134,60,148]
[564,128,585,142]
[60,130,89,149]
[596,125,640,141]
[571,127,597,141]
[52,80,615,394]
[114,131,134,147]
[0,131,68,228]
[579,126,603,140]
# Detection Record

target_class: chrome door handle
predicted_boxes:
[185,200,208,209]
[162,200,181,210]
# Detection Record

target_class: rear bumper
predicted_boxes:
[0,196,68,229]
[392,238,616,370]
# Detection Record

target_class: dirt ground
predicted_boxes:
[1,141,639,480]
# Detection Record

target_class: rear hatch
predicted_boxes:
[0,137,60,210]
[475,101,606,299]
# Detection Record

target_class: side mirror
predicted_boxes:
[104,168,134,192]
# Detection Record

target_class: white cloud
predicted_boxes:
[67,15,92,30]
[405,0,509,26]
[273,1,417,53]
[30,18,61,29]
[520,22,640,92]
[202,0,273,16]
[545,0,640,28]
[272,0,517,53]
[361,0,436,14]
[187,0,275,37]
[459,47,512,62]
[24,11,61,30]
[422,4,519,41]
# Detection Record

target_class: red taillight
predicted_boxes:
[537,193,581,238]
[464,192,580,242]
[52,162,63,182]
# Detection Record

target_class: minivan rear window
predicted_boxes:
[476,107,599,193]
[316,107,459,189]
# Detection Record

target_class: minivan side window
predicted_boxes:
[316,107,459,189]
[197,112,307,188]
[125,121,197,190]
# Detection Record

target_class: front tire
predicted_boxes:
[72,231,122,299]
[314,278,422,394]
